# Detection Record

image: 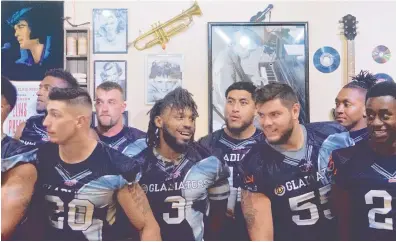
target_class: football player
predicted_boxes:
[332,81,396,240]
[14,69,79,146]
[241,83,347,240]
[335,70,377,137]
[198,81,264,240]
[1,76,37,240]
[94,81,147,240]
[94,81,146,157]
[134,87,230,240]
[36,87,160,240]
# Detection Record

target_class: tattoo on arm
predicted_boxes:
[241,189,258,230]
[127,183,152,216]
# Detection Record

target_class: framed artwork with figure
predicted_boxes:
[208,22,309,133]
[93,8,128,54]
[94,60,127,99]
[1,1,64,81]
[145,54,183,105]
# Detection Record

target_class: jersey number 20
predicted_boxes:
[46,195,103,240]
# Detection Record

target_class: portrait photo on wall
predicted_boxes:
[94,60,127,99]
[145,54,183,105]
[92,111,128,127]
[208,22,309,132]
[93,9,128,54]
[1,1,64,81]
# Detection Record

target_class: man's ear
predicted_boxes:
[121,101,127,113]
[76,115,90,129]
[154,115,162,129]
[291,102,301,120]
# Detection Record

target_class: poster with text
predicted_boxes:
[4,81,39,137]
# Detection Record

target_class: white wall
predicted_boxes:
[65,0,396,139]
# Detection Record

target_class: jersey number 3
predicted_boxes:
[163,196,186,224]
[365,190,393,231]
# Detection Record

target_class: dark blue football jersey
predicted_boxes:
[95,126,147,157]
[332,140,396,240]
[135,144,230,241]
[243,122,347,241]
[318,127,368,185]
[198,128,264,240]
[36,142,141,241]
[2,135,37,172]
[20,114,49,146]
[95,126,147,240]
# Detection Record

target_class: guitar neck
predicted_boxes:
[346,40,355,85]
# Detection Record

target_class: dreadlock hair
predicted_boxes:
[146,87,198,148]
[343,70,377,91]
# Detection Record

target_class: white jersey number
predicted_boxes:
[289,185,333,226]
[163,196,186,224]
[46,195,94,230]
[365,190,393,230]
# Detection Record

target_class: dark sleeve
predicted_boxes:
[241,146,269,196]
[332,150,353,190]
[108,147,143,184]
[197,135,213,153]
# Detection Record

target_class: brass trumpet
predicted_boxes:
[132,1,202,51]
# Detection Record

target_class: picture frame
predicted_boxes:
[92,8,128,54]
[208,22,309,133]
[1,1,64,80]
[145,54,184,105]
[94,60,127,99]
[92,111,128,127]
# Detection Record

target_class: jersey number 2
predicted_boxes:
[365,190,393,230]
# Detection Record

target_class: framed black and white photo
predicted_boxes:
[145,54,183,105]
[93,8,128,54]
[92,111,128,127]
[94,60,127,99]
[208,22,309,132]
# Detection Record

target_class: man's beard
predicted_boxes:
[98,117,117,130]
[225,117,253,135]
[162,125,192,154]
[267,126,294,145]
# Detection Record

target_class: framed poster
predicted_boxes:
[145,54,183,104]
[208,22,309,132]
[1,1,64,81]
[3,81,40,136]
[92,111,128,127]
[93,9,128,54]
[94,60,127,99]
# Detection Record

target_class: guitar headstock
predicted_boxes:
[340,14,358,40]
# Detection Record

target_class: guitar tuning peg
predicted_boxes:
[356,21,359,24]
[338,20,343,23]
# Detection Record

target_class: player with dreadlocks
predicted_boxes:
[335,70,378,136]
[318,71,379,186]
[134,87,230,241]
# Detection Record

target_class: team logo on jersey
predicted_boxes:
[274,185,286,196]
[141,184,148,193]
[299,159,313,173]
[55,164,92,187]
[244,175,254,184]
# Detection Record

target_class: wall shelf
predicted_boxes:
[64,27,90,90]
